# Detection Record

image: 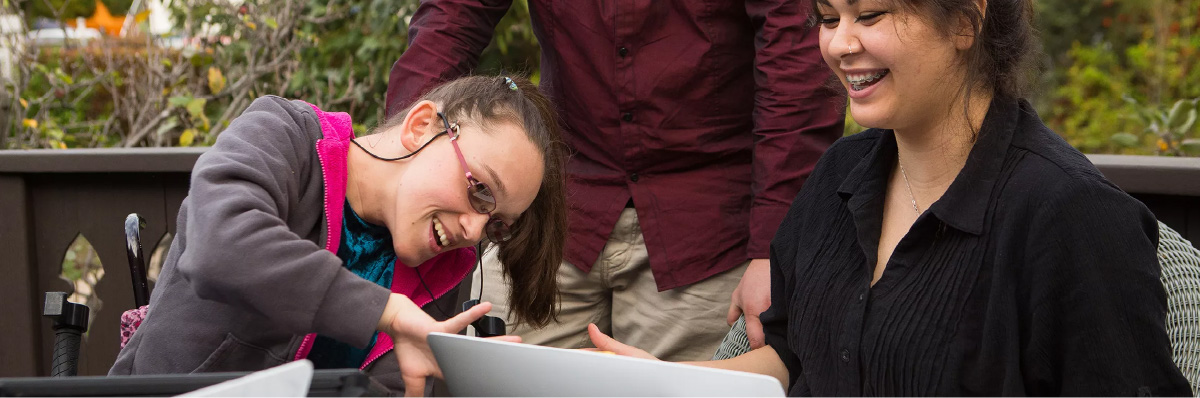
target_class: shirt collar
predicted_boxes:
[837,96,1020,236]
[836,132,891,214]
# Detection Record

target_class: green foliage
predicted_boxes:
[284,0,539,127]
[22,0,134,21]
[1037,0,1200,155]
[102,0,131,14]
[7,0,1196,157]
[476,0,540,81]
[1044,42,1138,153]
[5,0,541,148]
[1115,97,1200,156]
[13,46,118,148]
[23,0,95,21]
[1034,0,1146,67]
[283,0,417,128]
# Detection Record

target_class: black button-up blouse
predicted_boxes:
[762,97,1192,396]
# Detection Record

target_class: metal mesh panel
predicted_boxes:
[712,314,750,360]
[1158,221,1200,395]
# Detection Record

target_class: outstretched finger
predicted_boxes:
[587,324,658,360]
[587,323,617,351]
[441,301,492,333]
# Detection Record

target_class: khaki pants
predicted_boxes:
[473,208,747,362]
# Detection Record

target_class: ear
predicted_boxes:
[398,100,442,153]
[954,0,986,51]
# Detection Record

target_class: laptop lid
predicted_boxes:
[180,359,313,397]
[428,332,785,397]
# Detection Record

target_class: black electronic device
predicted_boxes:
[459,242,506,338]
[461,299,506,338]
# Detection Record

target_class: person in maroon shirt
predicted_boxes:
[386,0,844,361]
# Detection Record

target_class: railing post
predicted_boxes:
[0,175,42,376]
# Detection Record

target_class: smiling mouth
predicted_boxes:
[847,70,889,91]
[432,217,450,247]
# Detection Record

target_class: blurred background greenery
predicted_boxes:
[2,0,1197,155]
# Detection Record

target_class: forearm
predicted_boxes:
[385,0,513,116]
[683,346,789,389]
[745,0,843,258]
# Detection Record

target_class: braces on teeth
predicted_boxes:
[848,71,887,90]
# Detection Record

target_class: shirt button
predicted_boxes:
[618,46,629,57]
[840,348,850,362]
[630,173,639,182]
[858,292,865,302]
[621,112,633,122]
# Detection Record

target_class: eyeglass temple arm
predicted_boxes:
[439,112,476,188]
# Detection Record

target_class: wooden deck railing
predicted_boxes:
[0,148,200,377]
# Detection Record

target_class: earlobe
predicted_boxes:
[954,27,975,51]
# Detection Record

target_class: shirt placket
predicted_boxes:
[614,0,641,184]
[836,278,869,396]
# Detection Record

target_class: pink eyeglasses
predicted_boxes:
[438,112,513,243]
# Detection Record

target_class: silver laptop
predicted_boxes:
[180,359,313,397]
[428,332,785,397]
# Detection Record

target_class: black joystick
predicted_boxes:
[461,299,506,338]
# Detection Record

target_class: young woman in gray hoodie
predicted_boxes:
[110,76,567,395]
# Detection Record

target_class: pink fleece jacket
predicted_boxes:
[296,102,477,370]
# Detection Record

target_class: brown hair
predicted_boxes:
[811,0,1041,103]
[388,75,566,327]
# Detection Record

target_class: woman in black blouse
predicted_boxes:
[587,0,1192,395]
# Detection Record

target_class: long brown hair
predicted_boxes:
[387,75,566,327]
[886,0,1041,101]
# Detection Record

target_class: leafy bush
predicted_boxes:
[22,0,133,22]
[5,0,315,148]
[285,0,539,128]
[1114,97,1200,156]
[4,0,1197,156]
[3,0,539,148]
[1036,0,1200,155]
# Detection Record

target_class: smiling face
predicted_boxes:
[374,101,544,267]
[816,0,976,133]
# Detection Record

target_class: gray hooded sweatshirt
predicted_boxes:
[110,96,474,393]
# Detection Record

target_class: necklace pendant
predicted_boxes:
[897,151,921,215]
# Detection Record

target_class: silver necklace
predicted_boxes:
[897,150,921,214]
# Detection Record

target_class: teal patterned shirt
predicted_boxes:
[307,199,395,369]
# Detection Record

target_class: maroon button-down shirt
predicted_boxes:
[387,0,844,290]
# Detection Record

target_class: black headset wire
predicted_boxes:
[413,240,489,321]
[476,241,485,303]
[350,114,451,162]
[414,265,452,320]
